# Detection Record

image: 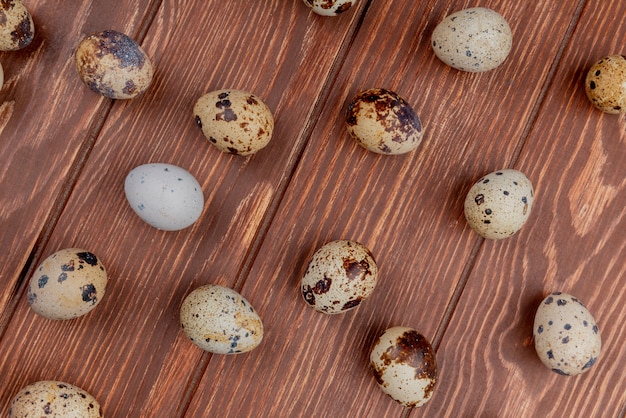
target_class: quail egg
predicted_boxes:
[194,89,274,156]
[431,7,512,72]
[301,239,378,314]
[464,169,534,239]
[10,380,102,417]
[370,326,438,407]
[180,284,264,354]
[28,248,108,320]
[533,292,601,376]
[585,55,626,114]
[75,30,154,99]
[0,0,34,51]
[303,0,356,16]
[345,88,424,155]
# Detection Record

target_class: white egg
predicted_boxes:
[124,163,204,231]
[303,0,356,16]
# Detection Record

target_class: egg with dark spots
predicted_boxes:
[0,0,34,51]
[464,169,534,239]
[194,89,274,156]
[431,7,512,72]
[346,88,423,155]
[585,55,626,114]
[10,380,102,417]
[303,0,356,16]
[27,248,108,320]
[180,284,263,354]
[533,292,601,376]
[75,30,154,99]
[370,327,438,407]
[301,239,378,314]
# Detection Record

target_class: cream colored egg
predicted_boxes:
[0,0,34,51]
[303,0,356,16]
[194,89,274,156]
[585,55,626,114]
[10,380,102,417]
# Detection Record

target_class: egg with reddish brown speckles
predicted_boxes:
[303,0,356,16]
[27,248,108,320]
[75,30,154,99]
[533,292,601,376]
[370,326,438,407]
[585,55,626,114]
[464,169,534,239]
[0,0,34,51]
[194,89,274,156]
[345,88,424,155]
[301,239,378,314]
[10,380,102,417]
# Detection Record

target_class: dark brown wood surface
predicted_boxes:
[0,0,623,417]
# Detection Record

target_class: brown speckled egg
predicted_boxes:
[533,292,601,376]
[10,380,102,417]
[432,7,512,72]
[345,88,423,155]
[180,284,263,354]
[301,239,378,314]
[370,327,438,408]
[75,30,154,99]
[0,0,34,51]
[464,169,534,240]
[585,55,626,114]
[194,89,274,156]
[303,0,356,16]
[27,248,108,320]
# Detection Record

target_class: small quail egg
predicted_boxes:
[533,292,601,376]
[303,0,356,16]
[345,88,424,155]
[180,284,264,354]
[370,326,438,407]
[464,169,534,239]
[194,89,274,156]
[0,0,34,51]
[75,30,154,99]
[301,239,378,314]
[124,163,205,231]
[10,380,102,417]
[431,7,512,72]
[585,55,626,114]
[27,248,108,320]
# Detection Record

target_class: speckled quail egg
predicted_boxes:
[301,239,378,314]
[533,292,601,376]
[345,88,424,155]
[194,89,274,156]
[180,284,263,354]
[10,380,102,417]
[303,0,356,16]
[431,7,512,72]
[124,163,205,231]
[370,326,438,408]
[464,169,534,239]
[75,30,154,99]
[0,0,34,51]
[28,248,108,320]
[585,55,626,114]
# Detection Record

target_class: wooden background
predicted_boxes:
[0,0,624,416]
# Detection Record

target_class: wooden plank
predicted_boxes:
[185,1,589,417]
[424,1,626,416]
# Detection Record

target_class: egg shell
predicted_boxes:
[370,326,438,408]
[585,55,626,114]
[431,7,512,72]
[180,284,263,354]
[27,248,108,320]
[464,169,534,240]
[303,0,356,16]
[533,292,601,376]
[75,30,154,99]
[345,88,423,155]
[124,163,205,231]
[194,89,274,156]
[10,380,102,417]
[301,239,378,314]
[0,0,34,51]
